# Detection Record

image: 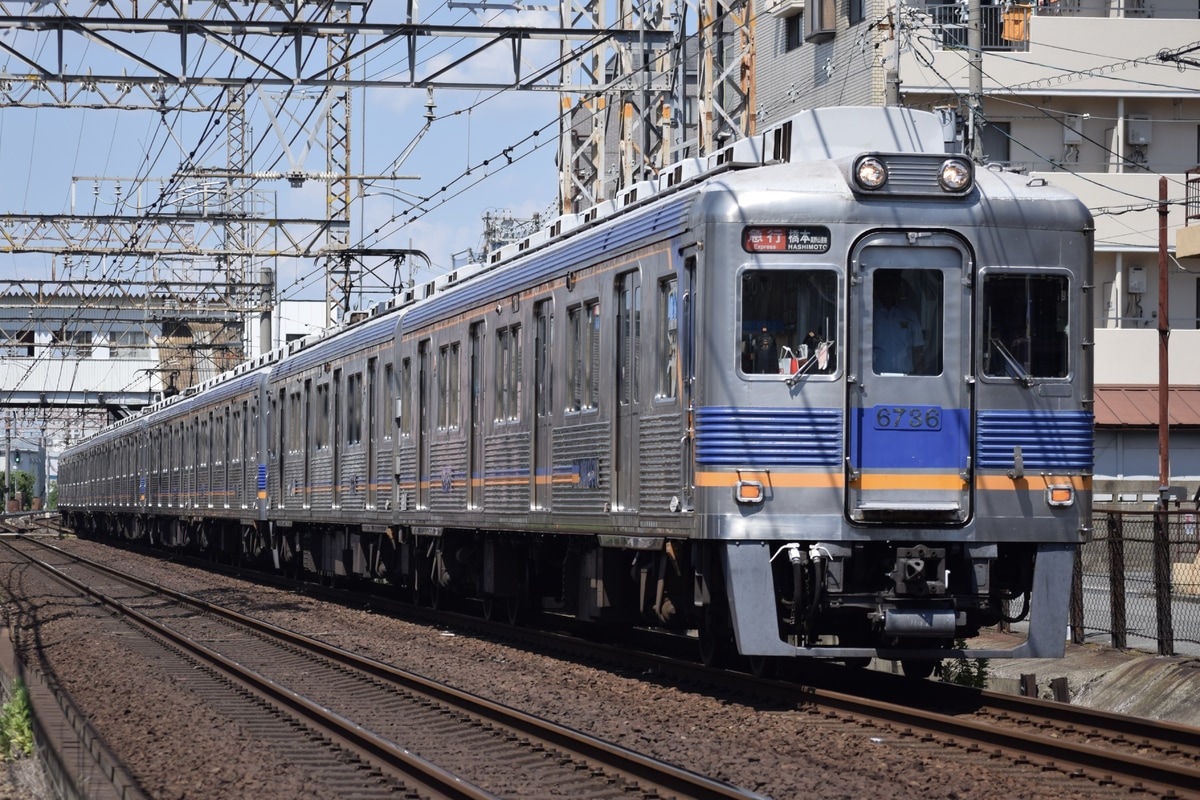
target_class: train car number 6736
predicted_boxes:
[872,405,942,431]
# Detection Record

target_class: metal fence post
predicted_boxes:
[1107,512,1127,650]
[1153,509,1175,655]
[1069,545,1084,645]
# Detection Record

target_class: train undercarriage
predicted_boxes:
[64,510,1041,678]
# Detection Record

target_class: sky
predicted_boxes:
[0,3,571,313]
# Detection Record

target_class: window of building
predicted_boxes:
[982,272,1069,379]
[786,13,803,51]
[110,330,147,359]
[806,0,836,43]
[980,121,1011,165]
[848,0,865,25]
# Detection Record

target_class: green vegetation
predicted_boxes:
[0,679,34,759]
[939,638,990,688]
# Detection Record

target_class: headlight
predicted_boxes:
[855,157,887,190]
[938,158,973,192]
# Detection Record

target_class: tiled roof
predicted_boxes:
[1094,385,1200,427]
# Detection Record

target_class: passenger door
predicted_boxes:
[846,233,973,524]
[614,270,641,512]
[533,301,553,510]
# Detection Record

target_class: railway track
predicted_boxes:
[2,534,767,800]
[443,611,1200,800]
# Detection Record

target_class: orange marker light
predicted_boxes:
[735,480,765,504]
[1046,485,1074,507]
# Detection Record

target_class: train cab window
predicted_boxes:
[740,269,838,376]
[872,269,943,376]
[982,273,1069,380]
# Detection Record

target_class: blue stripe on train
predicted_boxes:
[850,407,970,470]
[976,409,1094,471]
[694,407,842,467]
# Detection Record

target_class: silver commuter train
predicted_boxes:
[59,106,1094,675]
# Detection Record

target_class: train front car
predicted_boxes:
[693,108,1093,675]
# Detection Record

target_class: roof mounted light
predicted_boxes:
[938,158,973,192]
[855,156,888,190]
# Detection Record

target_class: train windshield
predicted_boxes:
[740,269,838,376]
[982,273,1069,380]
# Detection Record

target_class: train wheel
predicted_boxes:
[482,595,499,622]
[698,603,732,668]
[901,658,938,679]
[748,655,777,679]
[429,579,446,610]
[698,628,729,668]
[505,595,527,626]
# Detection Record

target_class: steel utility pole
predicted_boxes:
[1159,175,1170,489]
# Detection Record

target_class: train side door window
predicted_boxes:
[438,342,461,431]
[872,268,943,376]
[740,269,838,376]
[316,383,329,450]
[567,300,601,412]
[496,326,521,423]
[399,358,412,437]
[981,272,1069,380]
[657,277,679,401]
[383,363,395,442]
[347,371,363,444]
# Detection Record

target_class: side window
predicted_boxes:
[657,278,679,400]
[740,269,838,376]
[438,343,460,430]
[982,273,1069,379]
[496,326,521,423]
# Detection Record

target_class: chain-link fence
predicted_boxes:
[1071,510,1200,656]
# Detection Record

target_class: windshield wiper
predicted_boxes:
[990,337,1034,387]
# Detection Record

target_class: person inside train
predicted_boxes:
[872,269,926,375]
[749,326,777,374]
